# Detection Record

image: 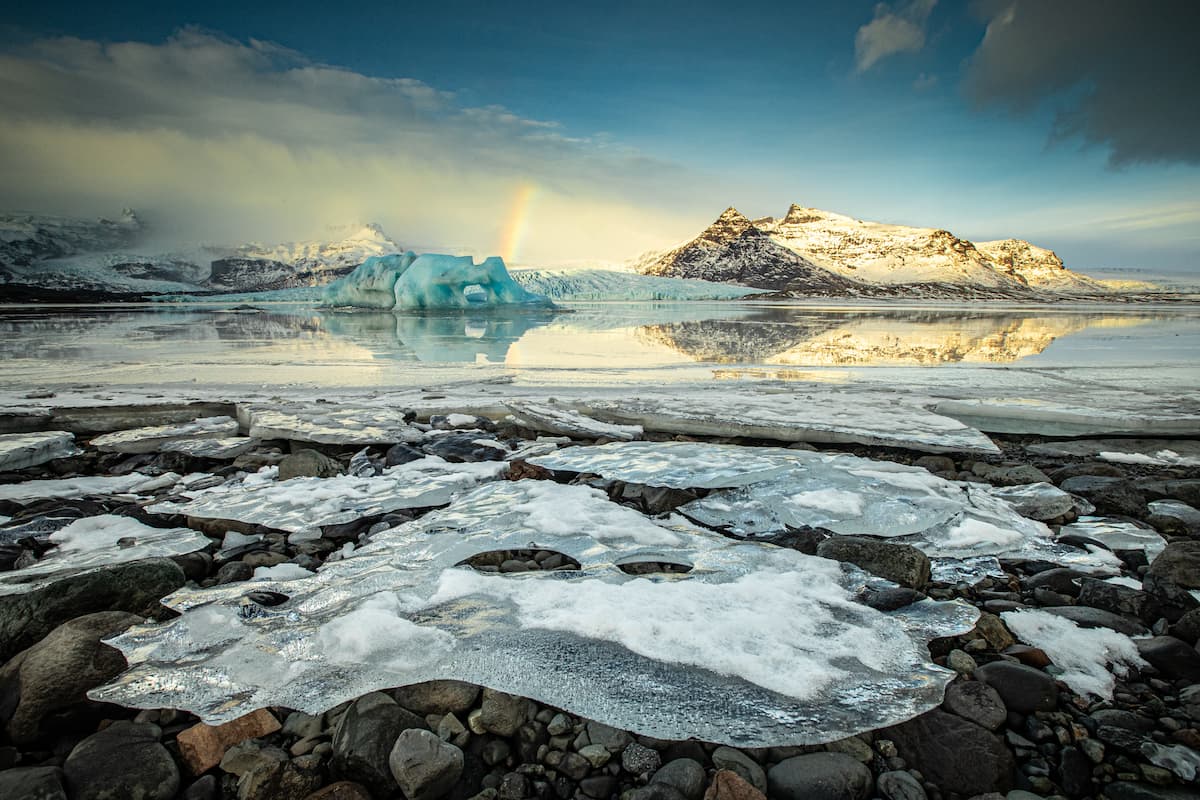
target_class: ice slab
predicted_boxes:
[504,401,642,441]
[1058,517,1167,561]
[1026,438,1200,467]
[94,480,978,745]
[988,482,1076,521]
[160,437,259,459]
[0,515,209,596]
[238,403,423,445]
[1001,609,1145,699]
[933,399,1200,437]
[578,392,999,454]
[90,416,240,454]
[529,441,799,489]
[0,431,79,470]
[0,472,177,503]
[148,456,506,535]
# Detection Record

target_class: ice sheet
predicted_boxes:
[505,400,643,441]
[90,416,240,454]
[529,441,799,489]
[0,472,177,503]
[988,482,1076,521]
[1058,517,1167,561]
[0,431,79,470]
[1025,438,1200,467]
[239,403,424,445]
[160,437,259,458]
[934,399,1200,437]
[94,480,978,745]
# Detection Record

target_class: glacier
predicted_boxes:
[321,252,555,310]
[510,268,769,301]
[93,480,978,745]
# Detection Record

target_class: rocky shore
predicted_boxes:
[1,402,1199,800]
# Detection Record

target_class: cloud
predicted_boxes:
[0,29,704,263]
[963,0,1200,166]
[855,0,937,73]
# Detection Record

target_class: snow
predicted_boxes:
[511,268,768,301]
[784,489,865,517]
[1026,438,1200,466]
[93,480,978,745]
[322,253,554,310]
[445,413,479,427]
[90,416,239,454]
[240,403,423,445]
[253,563,315,581]
[506,401,643,441]
[0,515,209,596]
[0,472,177,503]
[0,431,78,470]
[1002,609,1146,699]
[940,519,1024,550]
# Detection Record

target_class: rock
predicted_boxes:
[1136,637,1200,682]
[948,649,978,674]
[943,680,1007,730]
[282,711,324,740]
[303,782,374,800]
[876,770,927,800]
[63,720,180,800]
[1148,542,1200,589]
[1058,476,1147,517]
[236,750,322,800]
[0,558,185,661]
[974,661,1058,713]
[424,433,508,463]
[886,709,1014,796]
[1142,573,1200,623]
[914,455,956,474]
[497,771,528,800]
[177,709,283,775]
[825,737,874,763]
[1043,606,1149,636]
[623,742,664,778]
[477,688,529,736]
[1058,746,1092,797]
[0,766,67,800]
[1003,645,1052,669]
[1171,609,1200,645]
[652,758,707,800]
[557,751,591,781]
[711,747,766,793]
[277,449,344,480]
[582,775,622,799]
[974,613,1016,651]
[816,536,930,591]
[332,692,425,796]
[216,560,254,584]
[974,463,1050,487]
[586,720,634,753]
[1138,478,1200,508]
[766,753,872,800]
[1103,782,1200,800]
[701,770,765,800]
[389,728,464,800]
[1022,568,1085,596]
[1048,462,1126,482]
[0,611,141,743]
[1078,578,1160,624]
[385,444,425,466]
[394,680,481,715]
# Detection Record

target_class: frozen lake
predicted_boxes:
[1,301,1198,391]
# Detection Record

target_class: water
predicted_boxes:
[1,301,1197,389]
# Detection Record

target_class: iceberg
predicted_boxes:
[94,480,978,745]
[322,252,555,310]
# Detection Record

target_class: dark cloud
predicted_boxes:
[964,0,1200,166]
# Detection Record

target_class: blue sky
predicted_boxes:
[1,1,1197,272]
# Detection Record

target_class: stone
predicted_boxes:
[816,536,931,591]
[942,680,1007,730]
[579,743,611,768]
[1043,606,1149,637]
[477,688,529,737]
[1148,542,1200,589]
[63,720,180,800]
[0,611,141,743]
[1058,746,1093,798]
[0,558,185,662]
[177,709,283,774]
[1078,579,1160,624]
[236,751,322,800]
[0,766,68,800]
[703,770,767,800]
[386,444,425,466]
[1022,568,1085,596]
[1059,476,1147,517]
[1102,782,1200,800]
[974,613,1016,651]
[766,752,873,800]
[948,649,978,674]
[974,464,1051,487]
[282,711,324,740]
[886,709,1014,796]
[652,758,707,800]
[974,661,1058,714]
[424,433,509,463]
[302,782,374,800]
[1138,478,1200,507]
[1136,637,1200,682]
[277,449,345,480]
[394,680,481,715]
[216,560,254,584]
[582,775,621,798]
[825,737,874,763]
[1171,609,1200,645]
[586,720,634,753]
[389,728,464,800]
[1142,573,1200,623]
[712,747,766,793]
[623,742,664,777]
[914,455,956,474]
[876,770,927,800]
[332,692,425,796]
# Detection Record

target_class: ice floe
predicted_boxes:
[530,441,798,489]
[93,480,978,745]
[0,515,209,596]
[988,482,1076,521]
[0,472,179,503]
[1057,517,1167,561]
[238,403,424,445]
[1026,438,1200,467]
[147,456,506,536]
[159,436,258,459]
[90,416,240,454]
[504,401,643,441]
[1001,608,1146,699]
[0,431,79,470]
[933,399,1200,438]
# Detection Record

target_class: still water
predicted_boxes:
[1,302,1197,389]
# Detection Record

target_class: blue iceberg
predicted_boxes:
[322,252,555,310]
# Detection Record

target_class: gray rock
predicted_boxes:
[974,661,1058,714]
[281,711,323,740]
[1135,636,1200,682]
[1078,578,1160,624]
[886,709,1014,796]
[0,558,185,661]
[216,560,254,584]
[332,692,425,796]
[815,536,931,591]
[277,449,344,480]
[1103,781,1200,800]
[1137,478,1200,508]
[766,752,873,800]
[389,728,464,800]
[386,443,425,466]
[1021,568,1085,596]
[622,742,663,777]
[876,770,927,800]
[181,775,218,800]
[424,434,507,463]
[586,720,634,753]
[63,721,180,800]
[394,680,481,715]
[477,688,529,737]
[1058,476,1146,517]
[1042,606,1149,636]
[0,766,67,800]
[1142,573,1200,623]
[1175,610,1200,645]
[626,784,686,800]
[236,749,321,800]
[942,680,1007,730]
[974,463,1050,487]
[651,758,706,800]
[711,746,767,793]
[1148,541,1200,589]
[0,611,141,743]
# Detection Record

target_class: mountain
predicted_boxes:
[510,267,768,301]
[636,204,1151,299]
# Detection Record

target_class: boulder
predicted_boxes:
[766,753,872,800]
[974,661,1058,714]
[388,728,464,800]
[176,709,282,775]
[332,692,425,796]
[886,709,1014,795]
[277,449,344,480]
[942,680,1007,730]
[652,758,707,800]
[393,680,480,716]
[1148,542,1200,589]
[876,770,927,800]
[703,770,766,800]
[477,688,530,737]
[1136,637,1200,682]
[1058,476,1146,517]
[815,536,931,591]
[63,721,180,800]
[0,766,67,800]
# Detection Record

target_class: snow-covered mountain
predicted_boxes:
[511,267,768,301]
[636,204,1156,299]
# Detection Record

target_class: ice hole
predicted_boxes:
[462,284,488,304]
[616,557,694,575]
[457,548,581,573]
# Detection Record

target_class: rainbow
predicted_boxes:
[497,182,537,265]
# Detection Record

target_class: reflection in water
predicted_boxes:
[323,310,563,363]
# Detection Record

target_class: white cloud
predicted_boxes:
[855,0,937,73]
[0,29,705,263]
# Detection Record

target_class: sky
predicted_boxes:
[1,0,1197,272]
